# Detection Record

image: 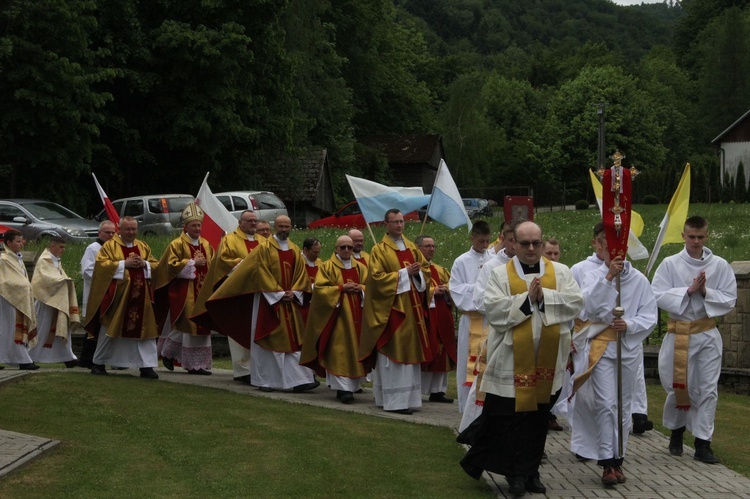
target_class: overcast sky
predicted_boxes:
[611,0,664,5]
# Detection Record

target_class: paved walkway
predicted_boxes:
[2,368,750,497]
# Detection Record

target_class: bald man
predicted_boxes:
[347,229,370,267]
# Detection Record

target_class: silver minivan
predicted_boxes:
[95,194,194,236]
[214,191,287,225]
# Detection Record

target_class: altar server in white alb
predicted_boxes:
[29,236,80,367]
[569,250,657,486]
[652,215,736,464]
[449,220,492,412]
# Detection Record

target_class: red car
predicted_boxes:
[308,201,419,229]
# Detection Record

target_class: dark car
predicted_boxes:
[308,201,419,229]
[462,198,492,218]
[0,199,99,243]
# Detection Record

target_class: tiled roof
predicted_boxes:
[255,148,328,202]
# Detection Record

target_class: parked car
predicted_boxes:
[214,191,288,224]
[308,201,419,229]
[0,199,100,243]
[96,194,194,236]
[462,198,492,218]
[0,224,11,249]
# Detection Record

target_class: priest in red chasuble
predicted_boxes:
[359,209,432,415]
[85,216,160,379]
[301,235,368,404]
[154,202,214,375]
[415,235,456,404]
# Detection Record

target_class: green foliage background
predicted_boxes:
[2,0,750,212]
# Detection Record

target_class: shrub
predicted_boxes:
[642,194,659,204]
[575,199,590,210]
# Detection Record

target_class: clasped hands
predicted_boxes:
[124,253,146,269]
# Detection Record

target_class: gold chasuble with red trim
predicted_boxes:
[300,258,368,378]
[300,261,321,325]
[358,235,432,367]
[153,233,214,336]
[508,259,560,412]
[252,238,310,353]
[190,229,265,338]
[422,263,457,373]
[84,235,159,340]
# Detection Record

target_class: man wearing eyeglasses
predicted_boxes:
[359,209,431,415]
[416,235,456,404]
[79,220,116,368]
[461,221,583,496]
[301,235,368,404]
[348,229,369,267]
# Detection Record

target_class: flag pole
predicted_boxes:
[420,162,442,235]
[366,221,377,245]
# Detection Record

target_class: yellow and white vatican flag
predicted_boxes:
[589,169,649,260]
[645,163,691,275]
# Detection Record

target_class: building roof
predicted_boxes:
[712,108,750,144]
[256,148,328,203]
[358,134,443,165]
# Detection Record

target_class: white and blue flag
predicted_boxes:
[346,175,430,224]
[426,160,472,231]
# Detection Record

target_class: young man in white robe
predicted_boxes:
[449,221,491,413]
[29,237,80,367]
[569,249,657,486]
[79,221,116,367]
[652,215,737,464]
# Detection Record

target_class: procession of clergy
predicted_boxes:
[0,200,736,496]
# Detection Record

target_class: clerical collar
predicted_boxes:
[188,236,200,245]
[304,255,316,266]
[520,262,541,274]
[388,235,403,243]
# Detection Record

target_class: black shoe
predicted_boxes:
[162,357,175,371]
[91,364,108,376]
[355,388,363,394]
[292,379,320,392]
[507,475,526,496]
[19,363,40,370]
[234,375,253,386]
[386,408,413,415]
[632,413,654,434]
[575,453,590,462]
[669,427,685,456]
[139,368,159,379]
[429,392,454,403]
[111,366,128,370]
[259,386,274,392]
[336,390,355,404]
[64,360,78,368]
[694,438,720,464]
[525,476,546,494]
[548,416,564,431]
[187,369,212,375]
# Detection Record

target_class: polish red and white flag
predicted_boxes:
[92,173,120,230]
[195,172,237,249]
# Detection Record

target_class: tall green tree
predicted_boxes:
[0,0,114,209]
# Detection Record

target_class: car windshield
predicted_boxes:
[21,201,82,220]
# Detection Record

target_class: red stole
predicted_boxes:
[354,256,367,267]
[377,249,431,361]
[244,239,259,253]
[168,242,210,335]
[256,248,300,350]
[119,246,147,339]
[317,267,362,370]
[422,264,457,372]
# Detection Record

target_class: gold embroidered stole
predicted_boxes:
[465,312,486,386]
[668,317,716,409]
[508,260,559,412]
[571,327,617,394]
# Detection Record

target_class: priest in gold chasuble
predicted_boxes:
[85,216,161,378]
[460,222,583,494]
[358,209,432,415]
[301,235,368,404]
[154,202,214,375]
[191,210,264,384]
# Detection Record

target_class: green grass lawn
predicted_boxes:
[0,373,494,498]
[646,382,750,478]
